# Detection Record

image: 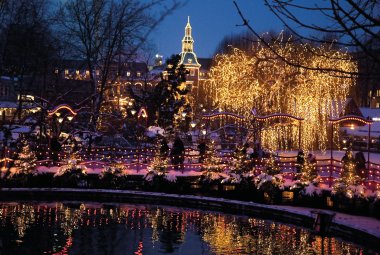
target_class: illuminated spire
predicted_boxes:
[179,16,200,67]
[182,16,194,53]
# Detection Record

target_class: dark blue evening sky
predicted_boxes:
[153,0,329,60]
[154,0,274,59]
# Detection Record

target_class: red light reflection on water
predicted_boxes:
[134,241,144,255]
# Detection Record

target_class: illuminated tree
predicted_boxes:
[230,145,252,174]
[333,150,364,198]
[206,36,357,150]
[261,0,380,66]
[233,0,379,109]
[224,145,254,184]
[100,162,127,188]
[264,153,281,176]
[299,160,318,184]
[54,154,87,187]
[14,140,37,174]
[144,152,176,183]
[151,54,191,128]
[201,140,224,183]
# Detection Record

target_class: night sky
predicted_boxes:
[154,0,276,59]
[153,0,329,60]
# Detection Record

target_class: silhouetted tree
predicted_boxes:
[56,0,181,145]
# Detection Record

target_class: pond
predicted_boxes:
[0,202,373,254]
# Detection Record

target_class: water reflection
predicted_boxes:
[0,202,371,254]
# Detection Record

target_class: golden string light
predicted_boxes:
[206,34,357,150]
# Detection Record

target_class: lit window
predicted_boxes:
[377,89,380,97]
[127,72,131,77]
[188,58,193,64]
[137,72,141,77]
[64,69,69,75]
[190,69,195,76]
[377,102,380,108]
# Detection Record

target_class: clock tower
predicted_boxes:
[179,17,201,95]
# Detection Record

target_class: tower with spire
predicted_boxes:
[179,17,201,95]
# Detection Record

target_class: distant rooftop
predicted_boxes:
[198,58,213,71]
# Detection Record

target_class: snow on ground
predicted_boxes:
[36,166,60,174]
[275,204,380,238]
[145,126,164,138]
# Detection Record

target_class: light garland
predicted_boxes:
[329,115,373,125]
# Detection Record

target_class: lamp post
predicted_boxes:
[201,129,207,140]
[137,107,148,128]
[47,105,77,161]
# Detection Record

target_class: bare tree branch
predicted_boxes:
[233,1,358,77]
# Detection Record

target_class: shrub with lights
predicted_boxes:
[13,140,37,175]
[253,153,284,203]
[294,159,322,197]
[99,162,127,188]
[331,150,369,212]
[54,155,87,187]
[200,140,225,184]
[223,144,254,185]
[9,139,38,185]
[332,150,365,199]
[144,155,176,187]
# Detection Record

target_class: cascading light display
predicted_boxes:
[206,35,357,150]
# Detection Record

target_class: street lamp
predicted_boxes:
[47,104,78,161]
[137,107,148,128]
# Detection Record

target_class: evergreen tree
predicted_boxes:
[230,145,252,175]
[100,162,126,188]
[201,140,224,182]
[152,54,191,128]
[299,159,318,183]
[54,154,87,187]
[144,140,174,183]
[225,145,254,183]
[294,157,321,196]
[14,140,37,174]
[333,149,364,198]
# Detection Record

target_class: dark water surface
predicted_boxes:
[0,202,375,254]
